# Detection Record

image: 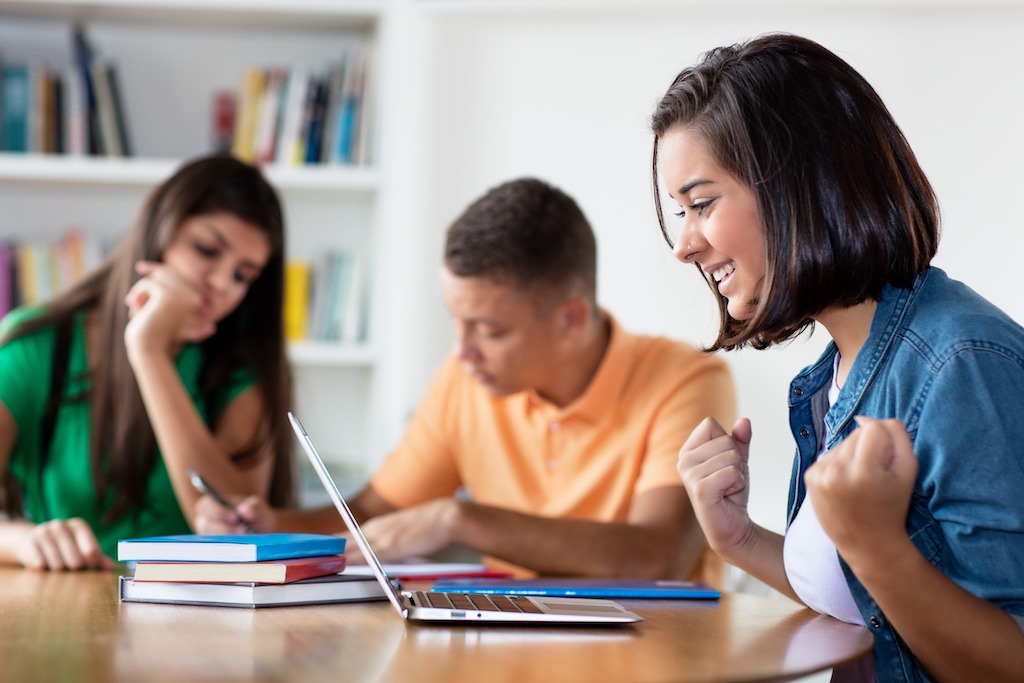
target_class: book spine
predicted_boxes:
[71,24,103,156]
[284,260,311,342]
[2,64,30,153]
[231,66,265,163]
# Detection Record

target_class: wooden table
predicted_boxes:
[0,567,872,682]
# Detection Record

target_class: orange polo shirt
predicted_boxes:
[371,315,736,579]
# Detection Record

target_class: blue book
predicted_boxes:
[2,64,30,152]
[117,533,345,563]
[430,578,721,600]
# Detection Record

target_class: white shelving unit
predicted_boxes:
[0,0,406,477]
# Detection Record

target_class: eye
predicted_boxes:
[691,199,715,216]
[233,268,260,286]
[673,209,686,219]
[192,241,219,259]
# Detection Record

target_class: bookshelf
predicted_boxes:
[0,0,404,474]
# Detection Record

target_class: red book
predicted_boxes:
[131,554,347,584]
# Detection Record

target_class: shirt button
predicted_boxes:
[549,422,561,432]
[869,616,882,628]
[799,427,810,438]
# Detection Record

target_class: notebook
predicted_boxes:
[431,577,720,600]
[289,412,642,625]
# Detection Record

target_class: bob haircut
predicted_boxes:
[650,33,940,350]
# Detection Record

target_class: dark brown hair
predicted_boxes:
[444,177,597,308]
[651,33,940,350]
[1,154,295,520]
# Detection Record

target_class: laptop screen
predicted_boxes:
[288,412,408,616]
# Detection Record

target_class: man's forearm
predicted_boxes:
[449,501,698,579]
[273,505,346,534]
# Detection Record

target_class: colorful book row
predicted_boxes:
[229,42,371,168]
[0,24,131,157]
[285,250,366,344]
[0,230,105,319]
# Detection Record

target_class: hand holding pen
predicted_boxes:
[187,468,256,534]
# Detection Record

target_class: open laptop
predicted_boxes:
[288,412,642,625]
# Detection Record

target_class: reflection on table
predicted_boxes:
[0,568,872,683]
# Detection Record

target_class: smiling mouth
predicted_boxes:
[712,262,736,283]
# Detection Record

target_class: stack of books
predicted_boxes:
[117,533,386,608]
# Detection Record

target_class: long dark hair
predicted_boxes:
[651,34,939,350]
[1,154,295,521]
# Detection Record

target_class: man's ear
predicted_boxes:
[559,296,590,338]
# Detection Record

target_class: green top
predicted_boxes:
[0,307,254,558]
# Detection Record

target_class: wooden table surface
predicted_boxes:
[0,567,872,682]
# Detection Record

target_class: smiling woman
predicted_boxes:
[0,154,295,570]
[651,33,1024,683]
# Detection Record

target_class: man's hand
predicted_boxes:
[676,417,755,558]
[193,493,277,535]
[354,498,460,563]
[805,416,918,573]
[15,518,115,571]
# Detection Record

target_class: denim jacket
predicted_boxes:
[786,267,1024,683]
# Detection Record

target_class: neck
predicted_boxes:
[536,309,611,408]
[816,300,877,388]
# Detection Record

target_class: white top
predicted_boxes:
[783,354,864,626]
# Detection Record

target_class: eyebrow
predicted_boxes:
[676,178,715,196]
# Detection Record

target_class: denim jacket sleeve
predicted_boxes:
[901,336,1024,611]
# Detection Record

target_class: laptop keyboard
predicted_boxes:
[414,590,544,613]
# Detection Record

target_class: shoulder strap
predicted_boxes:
[37,317,72,517]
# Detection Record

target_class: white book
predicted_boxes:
[274,66,309,166]
[118,573,387,608]
[63,65,87,156]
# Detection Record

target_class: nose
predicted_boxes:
[206,260,234,292]
[452,324,481,363]
[672,227,704,264]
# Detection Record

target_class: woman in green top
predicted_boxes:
[0,154,294,570]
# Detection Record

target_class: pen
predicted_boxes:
[186,468,255,534]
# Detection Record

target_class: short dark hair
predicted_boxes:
[444,177,597,305]
[651,33,940,350]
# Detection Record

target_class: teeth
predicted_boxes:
[712,262,736,282]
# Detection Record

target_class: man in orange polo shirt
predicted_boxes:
[196,178,736,583]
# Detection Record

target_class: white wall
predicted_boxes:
[392,1,1024,532]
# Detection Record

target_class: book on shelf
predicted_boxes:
[71,23,102,156]
[2,63,30,153]
[226,46,370,167]
[118,572,387,608]
[90,58,122,157]
[117,533,346,563]
[284,259,312,341]
[430,578,722,600]
[275,66,310,166]
[230,66,266,163]
[63,64,88,156]
[0,231,105,317]
[302,249,366,343]
[132,554,348,584]
[253,66,288,165]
